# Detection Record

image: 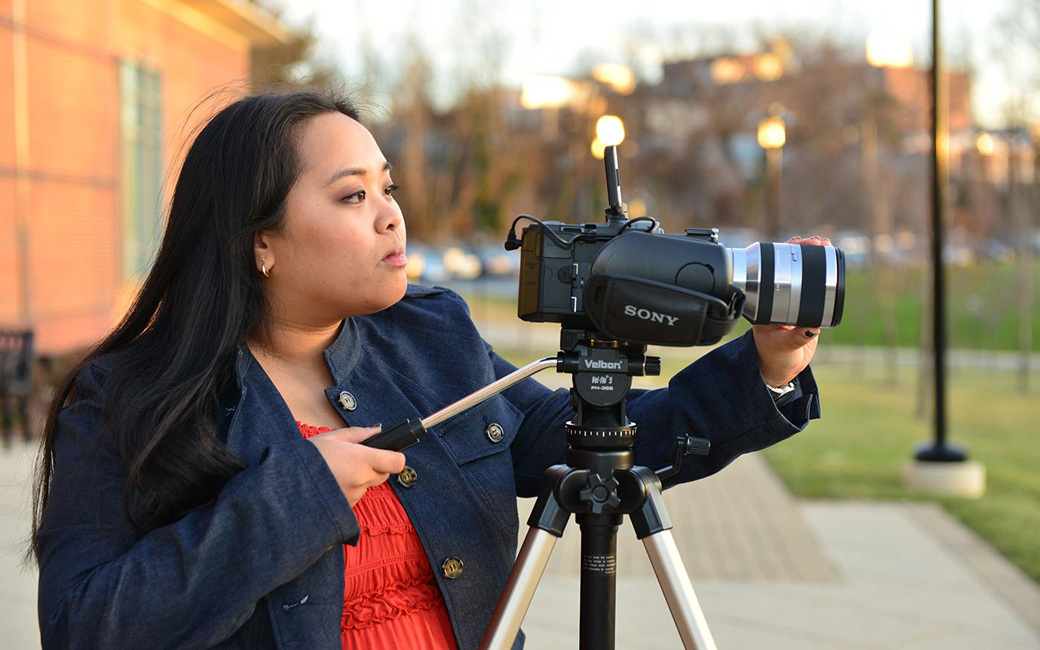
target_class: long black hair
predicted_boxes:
[31,89,360,560]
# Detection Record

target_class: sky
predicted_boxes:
[274,0,1028,128]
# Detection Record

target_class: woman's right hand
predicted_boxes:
[306,426,406,507]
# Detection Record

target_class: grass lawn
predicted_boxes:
[828,260,1040,351]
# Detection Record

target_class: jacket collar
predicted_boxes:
[232,283,444,391]
[232,317,360,387]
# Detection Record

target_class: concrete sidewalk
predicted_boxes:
[3,439,1039,649]
[519,454,1040,649]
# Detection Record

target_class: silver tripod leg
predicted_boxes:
[643,530,719,650]
[480,527,560,650]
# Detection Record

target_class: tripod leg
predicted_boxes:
[643,530,718,650]
[482,466,573,650]
[621,466,718,650]
[481,526,560,650]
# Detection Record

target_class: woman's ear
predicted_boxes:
[254,231,274,278]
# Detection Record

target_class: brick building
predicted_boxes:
[1,0,287,354]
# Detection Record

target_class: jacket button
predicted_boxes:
[397,466,418,488]
[441,556,464,580]
[485,423,505,443]
[338,391,357,411]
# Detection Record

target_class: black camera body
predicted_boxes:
[516,221,745,346]
[516,218,634,325]
[508,145,845,348]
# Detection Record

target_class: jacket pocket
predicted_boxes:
[430,396,523,534]
[431,396,522,464]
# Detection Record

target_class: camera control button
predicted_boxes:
[485,423,505,443]
[337,391,357,411]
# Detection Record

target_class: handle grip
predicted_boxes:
[361,418,427,452]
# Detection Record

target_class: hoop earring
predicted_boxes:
[261,257,270,278]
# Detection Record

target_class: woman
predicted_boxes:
[32,89,824,649]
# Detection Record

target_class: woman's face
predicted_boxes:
[257,112,408,322]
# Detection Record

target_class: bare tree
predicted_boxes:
[992,0,1039,391]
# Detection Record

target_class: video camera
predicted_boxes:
[505,144,845,346]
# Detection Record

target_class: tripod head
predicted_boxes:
[555,328,657,451]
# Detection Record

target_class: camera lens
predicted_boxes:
[729,243,845,327]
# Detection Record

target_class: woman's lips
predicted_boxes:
[382,252,408,267]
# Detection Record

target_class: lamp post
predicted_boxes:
[903,0,985,497]
[757,111,786,241]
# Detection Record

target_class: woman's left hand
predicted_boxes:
[752,235,830,388]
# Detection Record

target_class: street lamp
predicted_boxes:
[758,112,786,241]
[596,115,625,146]
[903,0,985,499]
[975,132,996,158]
[593,115,625,159]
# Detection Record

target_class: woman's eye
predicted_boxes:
[385,184,399,197]
[342,190,366,204]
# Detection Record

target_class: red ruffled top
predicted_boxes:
[299,422,458,650]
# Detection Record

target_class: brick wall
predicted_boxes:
[0,0,258,354]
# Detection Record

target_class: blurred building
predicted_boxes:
[648,49,972,146]
[0,0,288,354]
[618,42,975,236]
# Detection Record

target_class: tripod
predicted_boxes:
[480,331,717,650]
[363,330,719,649]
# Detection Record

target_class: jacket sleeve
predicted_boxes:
[35,363,360,649]
[497,329,820,496]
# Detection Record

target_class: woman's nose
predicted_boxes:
[376,200,403,233]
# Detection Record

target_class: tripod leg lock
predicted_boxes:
[622,466,675,539]
[527,465,575,537]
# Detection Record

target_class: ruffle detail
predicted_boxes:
[360,523,415,537]
[297,421,332,439]
[341,577,444,631]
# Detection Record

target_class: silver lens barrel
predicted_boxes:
[729,243,845,328]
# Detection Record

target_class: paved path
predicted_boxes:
[0,440,42,650]
[519,454,1040,649]
[3,438,1039,649]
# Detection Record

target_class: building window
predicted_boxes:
[120,61,163,279]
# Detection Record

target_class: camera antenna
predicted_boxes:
[604,145,627,221]
[596,115,628,222]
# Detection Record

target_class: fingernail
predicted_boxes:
[368,423,383,430]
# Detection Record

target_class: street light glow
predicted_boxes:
[753,53,783,81]
[596,115,625,146]
[591,137,606,160]
[866,34,914,69]
[976,132,995,157]
[757,115,786,149]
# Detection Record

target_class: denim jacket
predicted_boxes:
[36,285,820,649]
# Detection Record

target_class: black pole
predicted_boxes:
[578,514,619,650]
[603,145,626,220]
[916,0,966,462]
